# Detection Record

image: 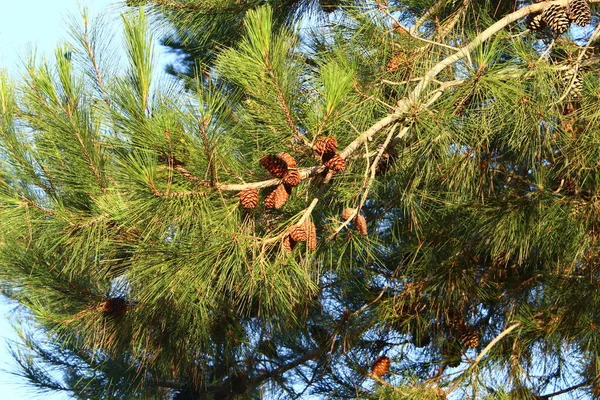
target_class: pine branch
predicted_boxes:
[264,54,310,147]
[537,380,592,399]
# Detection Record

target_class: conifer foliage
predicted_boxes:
[3,1,600,399]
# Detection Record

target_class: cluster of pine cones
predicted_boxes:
[527,0,591,34]
[237,137,359,253]
[238,137,347,211]
[283,221,317,252]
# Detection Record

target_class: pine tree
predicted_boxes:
[2,1,600,399]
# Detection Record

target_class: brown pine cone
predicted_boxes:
[278,152,297,169]
[265,184,290,209]
[341,207,355,221]
[289,225,307,242]
[282,235,295,252]
[386,53,407,72]
[371,356,391,377]
[305,221,317,251]
[239,187,259,209]
[567,0,591,27]
[457,325,480,349]
[354,214,368,235]
[314,137,338,154]
[282,169,301,187]
[260,155,288,178]
[541,4,570,34]
[101,297,128,318]
[323,153,346,172]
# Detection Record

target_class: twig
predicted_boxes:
[553,22,600,105]
[471,323,521,366]
[537,380,592,399]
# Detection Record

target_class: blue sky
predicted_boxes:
[0,1,172,398]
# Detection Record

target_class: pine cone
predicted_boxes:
[386,53,407,72]
[323,153,346,172]
[542,5,571,34]
[376,146,398,175]
[457,325,480,349]
[239,188,259,209]
[305,221,317,251]
[371,356,391,377]
[567,0,591,27]
[278,152,297,169]
[314,137,338,154]
[260,155,288,178]
[101,297,128,317]
[282,169,301,187]
[563,68,584,98]
[526,13,547,31]
[282,234,295,252]
[354,214,368,235]
[265,184,290,209]
[289,225,307,242]
[341,207,355,221]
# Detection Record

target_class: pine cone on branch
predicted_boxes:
[289,225,307,242]
[542,5,571,34]
[100,297,128,318]
[386,53,407,72]
[354,214,368,235]
[323,153,346,172]
[563,68,584,99]
[305,221,317,251]
[371,356,391,377]
[282,169,301,187]
[265,184,290,209]
[260,155,288,178]
[314,137,338,155]
[567,0,591,27]
[282,234,295,252]
[526,13,546,31]
[457,325,480,349]
[341,208,367,235]
[277,152,297,169]
[239,188,259,209]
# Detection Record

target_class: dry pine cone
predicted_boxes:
[526,13,546,31]
[239,188,259,209]
[101,297,128,317]
[305,221,317,251]
[341,208,367,235]
[265,184,290,209]
[354,214,368,235]
[386,53,407,72]
[282,169,301,187]
[324,153,346,172]
[458,325,480,349]
[314,137,338,154]
[568,0,591,27]
[260,155,288,178]
[289,225,307,242]
[278,152,297,169]
[371,356,391,377]
[282,235,295,252]
[542,4,571,34]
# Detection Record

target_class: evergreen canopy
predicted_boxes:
[2,0,600,398]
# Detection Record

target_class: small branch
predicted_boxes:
[217,165,325,191]
[20,195,55,215]
[537,380,592,399]
[82,18,111,108]
[265,58,311,147]
[473,323,521,365]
